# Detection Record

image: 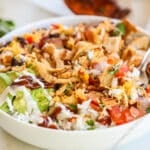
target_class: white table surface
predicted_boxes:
[0,0,150,150]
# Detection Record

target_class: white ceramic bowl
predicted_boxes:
[0,16,150,150]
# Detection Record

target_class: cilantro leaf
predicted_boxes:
[111,22,126,37]
[0,19,15,37]
[116,22,126,36]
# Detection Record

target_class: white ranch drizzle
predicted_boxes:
[19,86,40,114]
[6,96,14,112]
[22,71,45,88]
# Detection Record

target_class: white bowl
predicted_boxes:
[0,16,150,150]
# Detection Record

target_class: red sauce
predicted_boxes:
[90,100,102,112]
[38,116,49,128]
[97,116,111,126]
[50,107,62,119]
[12,75,53,89]
[48,124,58,129]
[64,0,130,19]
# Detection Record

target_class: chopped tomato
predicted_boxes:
[130,106,145,118]
[115,64,129,78]
[109,105,125,125]
[49,124,58,129]
[50,107,62,119]
[90,100,101,112]
[67,117,77,122]
[110,106,144,125]
[107,58,115,65]
[122,107,144,123]
[51,24,60,29]
[122,109,134,122]
[97,116,111,126]
[146,85,150,93]
[26,35,34,44]
[129,106,140,118]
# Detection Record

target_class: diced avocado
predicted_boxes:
[0,73,12,94]
[37,98,50,112]
[7,92,13,99]
[7,71,20,81]
[0,102,10,113]
[0,93,14,113]
[13,91,27,114]
[31,88,49,112]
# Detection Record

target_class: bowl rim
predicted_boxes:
[0,15,119,44]
[0,105,148,134]
[0,15,149,134]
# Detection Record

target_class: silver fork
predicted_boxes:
[138,48,150,84]
[111,48,150,150]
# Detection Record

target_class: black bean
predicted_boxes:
[49,33,60,38]
[16,37,27,47]
[11,58,24,66]
[54,84,61,90]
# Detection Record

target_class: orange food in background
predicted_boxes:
[64,0,130,18]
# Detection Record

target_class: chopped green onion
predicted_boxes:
[64,83,73,96]
[86,119,95,126]
[108,64,119,75]
[69,104,77,111]
[111,30,120,36]
[146,107,150,113]
[99,102,105,108]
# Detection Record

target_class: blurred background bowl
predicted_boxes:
[29,0,150,27]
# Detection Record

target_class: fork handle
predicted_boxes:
[138,48,150,72]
